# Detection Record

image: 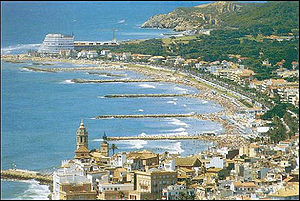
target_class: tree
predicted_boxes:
[110,144,118,155]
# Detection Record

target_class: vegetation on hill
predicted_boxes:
[142,1,299,36]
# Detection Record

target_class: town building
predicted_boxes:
[134,168,177,199]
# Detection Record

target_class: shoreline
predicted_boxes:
[1,54,250,148]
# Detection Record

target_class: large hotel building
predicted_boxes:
[38,33,74,54]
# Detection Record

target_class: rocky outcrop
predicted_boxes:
[141,1,241,31]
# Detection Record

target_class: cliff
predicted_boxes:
[141,1,242,31]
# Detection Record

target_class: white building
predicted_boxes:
[38,33,74,54]
[52,160,90,200]
[87,50,98,59]
[205,157,225,169]
[162,184,195,200]
[100,49,111,56]
[163,159,176,171]
[98,182,134,193]
[110,152,127,168]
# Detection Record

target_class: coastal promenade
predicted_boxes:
[1,169,53,185]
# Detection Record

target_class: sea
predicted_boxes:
[1,1,223,200]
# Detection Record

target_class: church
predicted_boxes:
[74,120,109,162]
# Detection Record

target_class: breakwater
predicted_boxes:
[72,78,161,83]
[23,66,57,73]
[95,113,196,119]
[107,134,216,141]
[87,72,125,77]
[104,93,190,98]
[20,66,124,73]
[1,169,53,185]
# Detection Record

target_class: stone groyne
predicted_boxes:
[87,72,125,77]
[1,169,53,185]
[107,134,216,141]
[95,113,196,119]
[72,78,162,84]
[23,66,57,73]
[104,93,190,98]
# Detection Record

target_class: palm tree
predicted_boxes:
[110,144,118,155]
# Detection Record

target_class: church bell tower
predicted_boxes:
[100,132,109,157]
[76,119,88,149]
[74,120,90,160]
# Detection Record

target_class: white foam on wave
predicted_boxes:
[172,127,186,132]
[1,43,40,55]
[167,101,177,105]
[138,109,144,112]
[202,100,208,104]
[97,96,105,99]
[160,141,184,154]
[113,139,148,149]
[13,179,50,200]
[20,67,34,72]
[174,86,188,92]
[168,118,189,127]
[139,84,156,89]
[92,138,104,142]
[60,79,74,84]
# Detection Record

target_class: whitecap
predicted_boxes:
[92,138,104,142]
[202,100,208,104]
[138,109,144,112]
[168,118,189,127]
[20,68,34,72]
[164,142,184,154]
[172,127,186,132]
[183,104,187,107]
[167,101,177,105]
[60,79,74,84]
[1,43,41,55]
[138,84,156,89]
[97,96,105,99]
[114,140,148,149]
[118,19,126,24]
[174,86,188,92]
[13,179,50,200]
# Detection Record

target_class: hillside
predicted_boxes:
[141,1,299,35]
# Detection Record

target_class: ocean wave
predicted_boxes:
[113,139,148,149]
[20,68,34,72]
[174,86,188,92]
[155,141,184,154]
[97,96,105,99]
[168,118,189,127]
[1,43,40,55]
[92,138,104,142]
[172,127,186,132]
[202,100,208,104]
[167,101,177,105]
[60,79,74,84]
[13,179,50,200]
[117,19,126,24]
[138,84,156,89]
[138,109,144,112]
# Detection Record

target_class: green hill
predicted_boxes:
[142,1,299,35]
